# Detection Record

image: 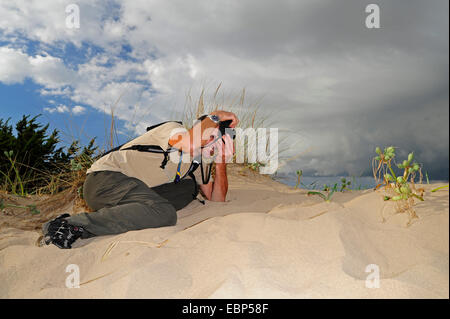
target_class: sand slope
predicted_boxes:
[0,168,448,298]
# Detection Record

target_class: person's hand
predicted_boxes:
[214,133,235,164]
[201,132,235,164]
[210,110,239,128]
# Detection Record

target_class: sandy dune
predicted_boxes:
[0,167,448,298]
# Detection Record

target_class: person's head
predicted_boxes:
[168,117,234,158]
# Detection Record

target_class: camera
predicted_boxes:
[218,120,236,140]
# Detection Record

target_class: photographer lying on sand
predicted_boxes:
[42,111,239,249]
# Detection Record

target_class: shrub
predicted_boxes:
[0,115,97,196]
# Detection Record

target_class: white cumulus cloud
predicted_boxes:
[72,105,86,115]
[44,104,69,114]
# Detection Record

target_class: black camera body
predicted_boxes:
[219,120,236,140]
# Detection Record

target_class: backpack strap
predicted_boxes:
[99,121,184,169]
[174,155,213,205]
[174,158,206,204]
[99,143,124,158]
[119,144,178,169]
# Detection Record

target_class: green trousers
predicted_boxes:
[61,171,196,237]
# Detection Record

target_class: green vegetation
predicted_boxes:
[373,146,423,202]
[431,185,449,192]
[246,162,266,172]
[339,178,351,192]
[425,171,430,184]
[0,198,40,215]
[0,115,97,196]
[295,170,302,188]
[306,178,351,202]
[372,146,425,225]
[307,188,335,202]
[1,150,25,196]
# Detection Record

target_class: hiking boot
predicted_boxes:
[43,214,85,249]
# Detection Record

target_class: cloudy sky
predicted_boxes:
[0,0,448,179]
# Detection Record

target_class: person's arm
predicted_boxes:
[199,134,233,202]
[211,163,228,201]
[199,163,228,202]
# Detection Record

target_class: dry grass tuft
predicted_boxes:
[181,84,285,172]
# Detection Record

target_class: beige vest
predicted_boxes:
[87,122,207,188]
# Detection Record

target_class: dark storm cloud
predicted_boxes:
[1,0,446,178]
[236,0,449,179]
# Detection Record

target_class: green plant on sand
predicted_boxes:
[295,170,302,189]
[307,184,336,202]
[0,198,40,215]
[306,177,352,202]
[339,178,351,192]
[372,146,424,225]
[0,115,94,196]
[0,150,25,196]
[425,171,430,184]
[246,162,266,172]
[431,185,449,193]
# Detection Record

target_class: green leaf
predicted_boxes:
[431,185,449,192]
[307,191,327,201]
[400,185,410,194]
[385,146,395,156]
[327,189,336,201]
[375,147,381,155]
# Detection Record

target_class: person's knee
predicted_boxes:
[146,201,177,227]
[150,180,195,211]
[164,206,177,226]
